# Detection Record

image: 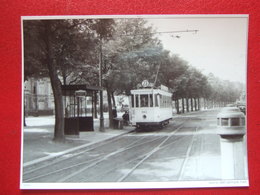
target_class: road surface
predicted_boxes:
[23,109,223,183]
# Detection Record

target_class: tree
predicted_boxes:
[206,73,245,108]
[99,18,162,127]
[23,19,99,141]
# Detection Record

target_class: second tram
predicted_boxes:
[129,85,173,129]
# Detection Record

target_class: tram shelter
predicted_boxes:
[61,85,101,136]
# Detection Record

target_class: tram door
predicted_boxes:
[64,90,94,136]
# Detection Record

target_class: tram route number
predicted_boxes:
[142,80,149,87]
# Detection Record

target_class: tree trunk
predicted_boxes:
[111,91,116,107]
[44,21,64,142]
[175,99,180,114]
[198,98,200,110]
[93,92,98,118]
[186,98,189,112]
[182,98,185,113]
[107,89,113,128]
[191,98,193,111]
[194,98,197,111]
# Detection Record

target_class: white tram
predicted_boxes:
[129,84,173,129]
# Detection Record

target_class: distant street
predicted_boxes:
[23,109,222,183]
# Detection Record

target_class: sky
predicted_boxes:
[145,15,248,83]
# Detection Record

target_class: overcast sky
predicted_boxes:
[145,16,248,83]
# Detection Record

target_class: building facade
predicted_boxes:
[24,77,54,116]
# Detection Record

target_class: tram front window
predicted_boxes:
[149,94,153,107]
[140,95,148,107]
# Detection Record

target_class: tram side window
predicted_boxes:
[221,118,229,126]
[135,95,139,107]
[140,95,148,107]
[159,94,164,107]
[231,118,240,126]
[155,94,159,107]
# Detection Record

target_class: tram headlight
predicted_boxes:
[143,115,147,119]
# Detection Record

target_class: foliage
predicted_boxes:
[24,17,245,134]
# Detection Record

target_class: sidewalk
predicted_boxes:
[22,114,135,166]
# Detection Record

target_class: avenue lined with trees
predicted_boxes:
[23,18,245,141]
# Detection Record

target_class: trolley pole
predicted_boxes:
[99,37,105,132]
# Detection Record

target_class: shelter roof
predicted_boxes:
[61,85,103,96]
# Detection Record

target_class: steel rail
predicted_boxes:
[117,121,187,182]
[24,121,187,183]
[24,134,167,182]
[86,135,188,182]
[23,132,141,175]
[177,126,199,181]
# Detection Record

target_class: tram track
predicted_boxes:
[69,121,189,182]
[23,135,150,182]
[23,130,182,182]
[23,120,194,183]
[115,120,202,182]
[23,132,145,175]
[86,135,189,182]
[177,126,198,180]
[24,120,184,173]
[117,122,194,182]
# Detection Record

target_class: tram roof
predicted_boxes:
[130,88,172,96]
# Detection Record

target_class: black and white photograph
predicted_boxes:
[21,15,248,189]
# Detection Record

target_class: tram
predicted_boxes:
[129,81,173,129]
